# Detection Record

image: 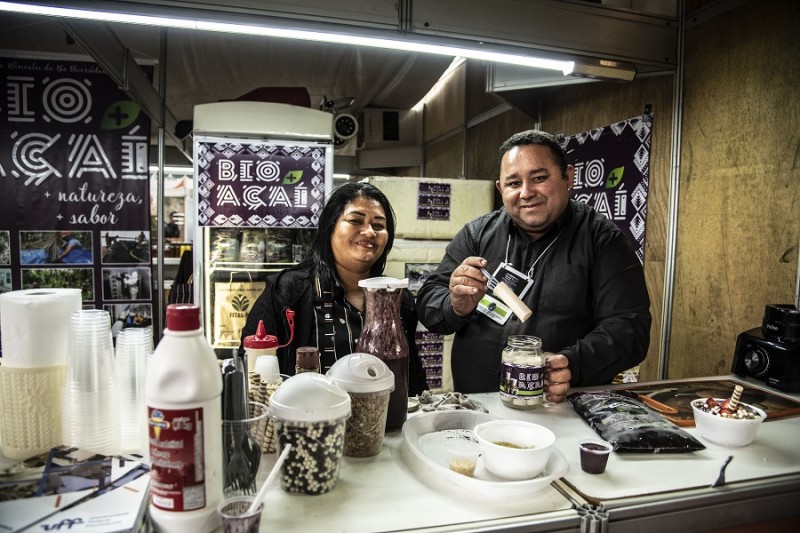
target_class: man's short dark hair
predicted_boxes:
[498,130,569,175]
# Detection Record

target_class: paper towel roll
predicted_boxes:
[0,288,82,368]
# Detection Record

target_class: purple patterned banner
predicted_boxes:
[562,115,651,264]
[0,56,152,324]
[195,138,328,228]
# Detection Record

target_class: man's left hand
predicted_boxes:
[543,353,571,403]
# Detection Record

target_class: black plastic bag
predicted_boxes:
[568,390,705,453]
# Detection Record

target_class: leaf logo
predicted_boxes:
[101,100,141,130]
[232,294,250,312]
[605,166,624,189]
[282,170,303,185]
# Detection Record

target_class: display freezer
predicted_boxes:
[191,102,334,354]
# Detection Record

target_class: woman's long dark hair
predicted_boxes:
[298,181,396,282]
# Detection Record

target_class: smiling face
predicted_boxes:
[497,144,574,240]
[330,196,389,275]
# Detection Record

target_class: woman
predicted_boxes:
[240,182,428,395]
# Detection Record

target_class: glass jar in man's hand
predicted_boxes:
[500,335,545,410]
[355,277,409,431]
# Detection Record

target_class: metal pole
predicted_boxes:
[155,28,167,340]
[658,0,686,380]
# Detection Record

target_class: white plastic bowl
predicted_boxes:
[691,398,766,447]
[473,420,555,480]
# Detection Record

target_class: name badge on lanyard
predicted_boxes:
[476,262,533,325]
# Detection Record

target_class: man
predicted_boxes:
[415,130,651,403]
[164,211,180,240]
[56,231,83,262]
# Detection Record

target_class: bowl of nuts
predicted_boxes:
[691,397,766,447]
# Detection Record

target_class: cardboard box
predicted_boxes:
[366,177,494,240]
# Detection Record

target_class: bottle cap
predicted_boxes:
[327,353,395,394]
[165,303,200,331]
[244,320,278,349]
[295,346,320,370]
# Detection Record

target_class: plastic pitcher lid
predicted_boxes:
[326,353,395,393]
[269,372,351,421]
[244,320,278,349]
[358,276,409,291]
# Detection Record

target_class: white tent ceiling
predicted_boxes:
[0,0,690,169]
[0,11,454,161]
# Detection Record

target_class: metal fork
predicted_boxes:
[480,268,498,291]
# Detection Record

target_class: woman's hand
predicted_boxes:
[543,353,571,403]
[449,257,489,317]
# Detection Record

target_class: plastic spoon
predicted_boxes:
[246,444,292,515]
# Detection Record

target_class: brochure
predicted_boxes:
[0,445,150,532]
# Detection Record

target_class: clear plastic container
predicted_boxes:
[327,353,394,457]
[268,372,351,494]
[355,277,410,431]
[62,309,120,456]
[116,327,153,455]
[499,335,545,410]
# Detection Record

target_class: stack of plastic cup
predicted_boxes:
[61,309,120,455]
[254,355,281,384]
[116,327,154,455]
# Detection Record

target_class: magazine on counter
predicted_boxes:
[0,445,150,532]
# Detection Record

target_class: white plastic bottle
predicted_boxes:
[243,319,278,376]
[146,304,223,533]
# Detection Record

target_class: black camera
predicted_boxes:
[731,304,800,392]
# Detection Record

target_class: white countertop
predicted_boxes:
[3,375,798,532]
[471,389,800,504]
[254,417,577,533]
[251,377,800,531]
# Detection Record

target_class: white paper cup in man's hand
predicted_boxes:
[492,282,532,322]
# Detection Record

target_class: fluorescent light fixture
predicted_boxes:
[0,1,574,73]
[570,59,636,81]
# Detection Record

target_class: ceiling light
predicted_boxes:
[0,1,574,73]
[569,59,636,82]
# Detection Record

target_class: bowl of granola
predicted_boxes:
[691,397,766,447]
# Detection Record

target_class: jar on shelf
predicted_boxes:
[499,335,545,410]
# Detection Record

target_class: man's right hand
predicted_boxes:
[449,257,490,317]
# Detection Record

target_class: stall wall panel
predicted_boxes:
[423,64,465,143]
[465,108,535,209]
[466,61,504,120]
[671,0,800,379]
[424,133,465,180]
[537,75,673,383]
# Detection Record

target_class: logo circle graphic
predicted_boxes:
[43,79,92,123]
[584,159,605,188]
[256,160,280,181]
